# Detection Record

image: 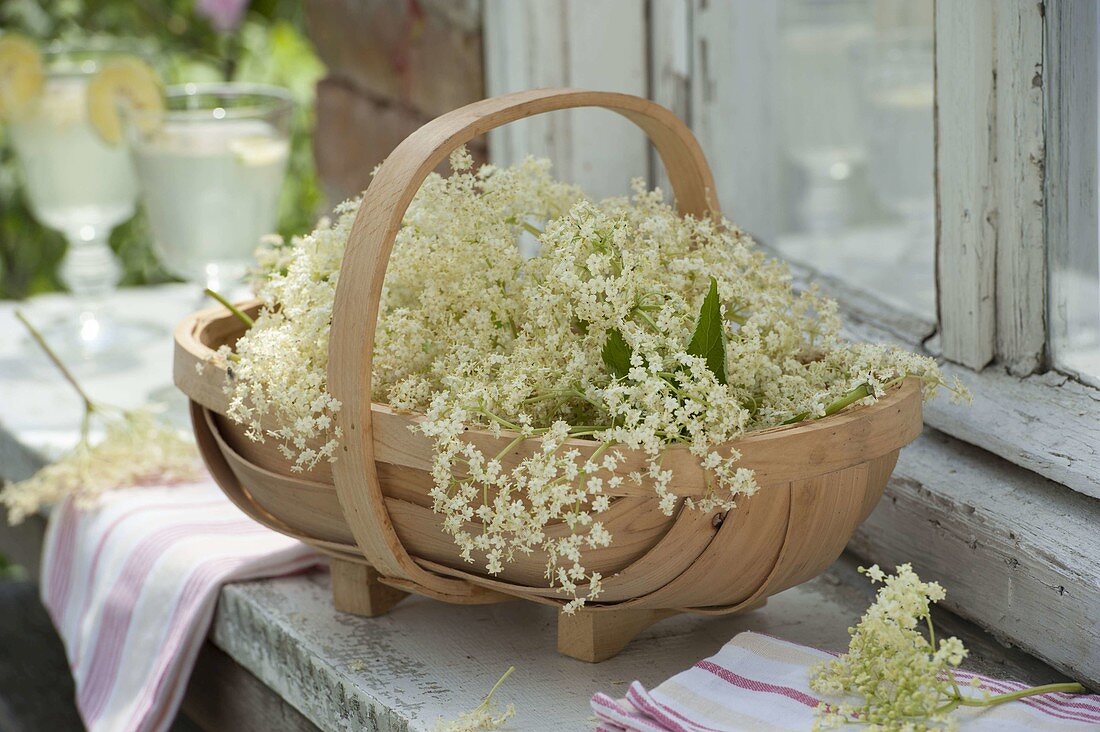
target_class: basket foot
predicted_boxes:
[330,558,408,617]
[557,607,676,663]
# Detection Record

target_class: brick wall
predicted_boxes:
[305,0,487,203]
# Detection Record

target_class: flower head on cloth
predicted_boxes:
[591,632,1100,732]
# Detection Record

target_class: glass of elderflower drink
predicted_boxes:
[126,82,293,298]
[2,38,162,361]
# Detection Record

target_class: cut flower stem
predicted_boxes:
[16,310,97,438]
[204,288,254,328]
[16,310,95,413]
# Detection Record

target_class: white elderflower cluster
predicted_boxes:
[225,151,967,608]
[2,409,203,524]
[812,564,1086,730]
[220,201,356,471]
[434,666,516,732]
[811,564,966,730]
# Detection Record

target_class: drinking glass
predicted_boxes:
[126,82,293,299]
[8,42,155,361]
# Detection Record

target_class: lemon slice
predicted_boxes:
[87,57,163,144]
[229,135,290,167]
[0,35,45,122]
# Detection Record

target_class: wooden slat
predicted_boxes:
[792,242,1100,502]
[935,0,997,369]
[179,307,922,500]
[369,382,922,492]
[384,496,672,588]
[621,482,790,610]
[992,0,1047,375]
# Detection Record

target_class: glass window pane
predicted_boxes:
[1050,7,1100,386]
[770,0,935,318]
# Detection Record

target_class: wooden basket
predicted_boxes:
[174,89,923,662]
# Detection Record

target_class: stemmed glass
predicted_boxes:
[126,82,293,300]
[8,42,157,363]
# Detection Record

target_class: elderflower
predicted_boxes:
[434,666,516,732]
[2,312,203,525]
[811,564,964,730]
[810,565,1085,731]
[2,409,202,524]
[224,152,969,608]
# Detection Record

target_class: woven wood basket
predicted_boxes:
[174,89,923,662]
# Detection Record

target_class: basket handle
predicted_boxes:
[329,89,720,594]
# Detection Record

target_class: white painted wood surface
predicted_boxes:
[482,0,649,200]
[851,428,1100,686]
[0,284,200,458]
[935,0,1048,375]
[786,252,1100,501]
[934,0,998,370]
[992,0,1047,376]
[209,555,1072,732]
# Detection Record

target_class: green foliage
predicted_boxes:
[601,328,632,380]
[0,552,25,582]
[687,277,727,384]
[0,0,327,299]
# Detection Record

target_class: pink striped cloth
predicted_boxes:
[592,632,1100,731]
[40,481,321,732]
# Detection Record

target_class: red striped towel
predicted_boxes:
[592,632,1100,731]
[40,481,321,732]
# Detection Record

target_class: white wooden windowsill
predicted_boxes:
[0,284,1092,731]
[782,254,1100,501]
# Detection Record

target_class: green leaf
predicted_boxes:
[687,277,727,384]
[602,328,632,380]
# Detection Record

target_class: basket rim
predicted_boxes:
[173,300,923,456]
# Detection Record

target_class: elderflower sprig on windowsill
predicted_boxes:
[0,312,203,525]
[434,666,516,732]
[218,148,970,610]
[811,564,1085,731]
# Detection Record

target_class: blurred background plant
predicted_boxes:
[0,0,325,299]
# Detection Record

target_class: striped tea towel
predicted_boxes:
[592,631,1100,731]
[40,481,321,732]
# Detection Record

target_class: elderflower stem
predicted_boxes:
[476,409,522,432]
[482,665,515,707]
[958,682,1086,708]
[16,311,97,438]
[204,288,254,328]
[926,615,966,700]
[633,308,661,333]
[782,383,873,425]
